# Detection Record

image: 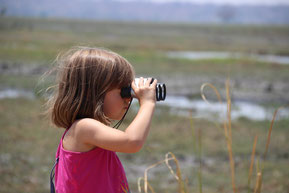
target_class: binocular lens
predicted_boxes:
[156,83,166,101]
[120,78,166,101]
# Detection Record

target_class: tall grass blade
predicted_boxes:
[143,158,172,193]
[256,106,285,193]
[165,152,186,193]
[200,83,222,105]
[252,158,262,193]
[248,135,258,192]
[197,127,203,193]
[264,106,284,160]
[226,79,232,146]
[225,79,237,193]
[141,152,187,193]
[253,172,262,193]
[201,82,237,193]
[189,110,197,154]
[189,110,197,192]
[147,182,155,193]
[138,177,157,193]
[200,83,225,134]
[138,178,144,193]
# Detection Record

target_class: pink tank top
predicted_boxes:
[54,129,130,193]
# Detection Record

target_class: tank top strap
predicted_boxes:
[62,128,70,139]
[51,128,69,193]
[56,128,69,158]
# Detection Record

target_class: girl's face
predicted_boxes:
[103,88,131,120]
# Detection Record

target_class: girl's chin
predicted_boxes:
[109,115,123,121]
[110,118,121,121]
[106,113,125,121]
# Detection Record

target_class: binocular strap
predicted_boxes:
[50,157,59,193]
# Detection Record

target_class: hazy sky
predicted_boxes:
[117,0,289,5]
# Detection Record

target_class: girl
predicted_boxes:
[46,47,157,193]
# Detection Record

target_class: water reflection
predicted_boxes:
[167,51,289,65]
[0,89,35,99]
[158,95,289,121]
[1,89,288,121]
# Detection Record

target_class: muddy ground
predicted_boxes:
[1,61,289,104]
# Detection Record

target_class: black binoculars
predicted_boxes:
[120,78,166,101]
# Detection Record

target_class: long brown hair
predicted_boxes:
[43,47,135,129]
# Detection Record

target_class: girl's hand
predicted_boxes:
[131,77,157,106]
[75,77,158,154]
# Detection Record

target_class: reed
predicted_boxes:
[137,81,285,193]
[138,152,187,193]
[264,107,284,160]
[189,110,203,193]
[138,178,155,193]
[201,80,236,193]
[225,79,237,193]
[189,110,197,154]
[255,106,286,193]
[253,172,263,193]
[200,81,286,193]
[247,134,258,192]
[197,127,203,193]
[165,152,186,193]
[253,159,262,193]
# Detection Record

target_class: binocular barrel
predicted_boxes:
[120,78,166,101]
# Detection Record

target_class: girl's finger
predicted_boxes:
[139,77,144,87]
[145,77,152,86]
[131,81,139,92]
[150,79,157,88]
[131,80,137,91]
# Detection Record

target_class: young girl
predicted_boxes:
[46,47,157,193]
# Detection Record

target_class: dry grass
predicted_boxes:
[136,80,286,193]
[248,134,258,191]
[138,152,187,193]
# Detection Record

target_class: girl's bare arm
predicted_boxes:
[76,78,157,153]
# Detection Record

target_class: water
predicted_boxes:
[164,51,289,120]
[1,89,288,121]
[0,89,35,99]
[167,51,289,65]
[158,95,289,121]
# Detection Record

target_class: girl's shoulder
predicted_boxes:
[71,118,107,140]
[63,118,103,152]
[73,118,105,132]
[72,118,112,143]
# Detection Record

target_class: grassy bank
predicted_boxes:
[1,17,289,89]
[1,17,289,58]
[1,17,289,63]
[0,97,288,192]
